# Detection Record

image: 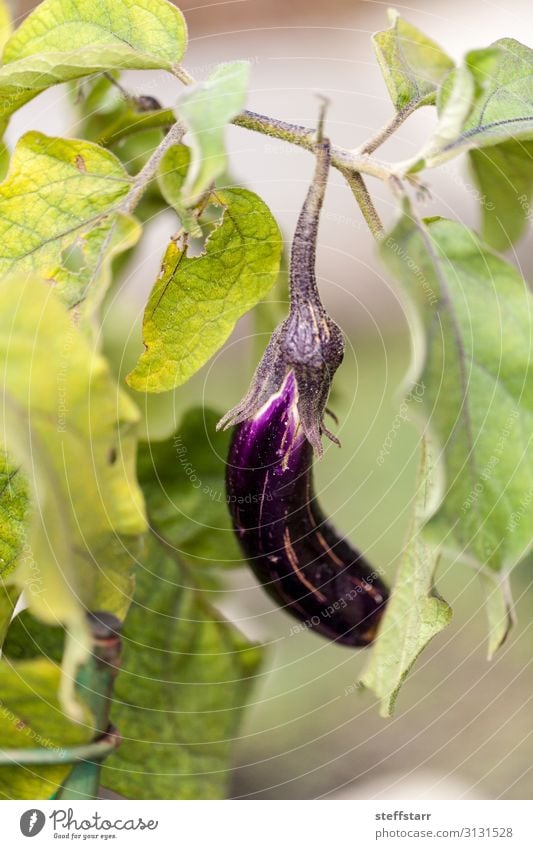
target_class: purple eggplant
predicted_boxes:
[219,128,388,646]
[225,371,387,645]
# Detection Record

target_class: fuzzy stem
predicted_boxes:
[120,119,187,214]
[171,65,391,238]
[344,171,385,240]
[233,110,392,182]
[355,102,418,156]
[289,139,331,312]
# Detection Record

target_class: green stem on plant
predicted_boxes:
[343,171,385,240]
[120,119,187,215]
[232,110,393,182]
[171,63,394,239]
[354,102,418,155]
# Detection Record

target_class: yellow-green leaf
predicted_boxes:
[0,277,147,710]
[0,657,93,800]
[0,0,12,53]
[157,143,199,233]
[0,452,29,579]
[127,188,282,392]
[0,131,141,309]
[0,583,19,646]
[373,10,454,111]
[0,0,187,122]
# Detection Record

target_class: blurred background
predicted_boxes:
[6,0,533,799]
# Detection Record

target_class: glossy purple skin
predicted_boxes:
[227,373,388,646]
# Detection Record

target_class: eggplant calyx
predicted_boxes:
[218,133,344,455]
[216,308,343,456]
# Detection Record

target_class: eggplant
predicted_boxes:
[219,130,388,646]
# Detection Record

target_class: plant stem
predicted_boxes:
[121,119,187,214]
[233,110,392,182]
[355,102,418,155]
[171,64,391,238]
[344,172,385,240]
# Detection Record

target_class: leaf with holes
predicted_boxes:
[0,131,141,311]
[127,188,282,392]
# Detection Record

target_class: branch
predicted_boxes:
[172,64,393,238]
[344,171,385,240]
[120,119,187,214]
[232,109,393,182]
[355,102,418,156]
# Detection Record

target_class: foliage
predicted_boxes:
[0,0,530,799]
[127,188,282,392]
[137,408,244,568]
[373,9,454,112]
[101,535,261,799]
[361,441,452,716]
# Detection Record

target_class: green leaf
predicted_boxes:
[157,143,200,234]
[138,408,243,568]
[0,277,147,710]
[158,144,191,204]
[77,75,174,152]
[417,65,475,168]
[0,131,141,310]
[373,9,454,111]
[0,0,12,53]
[0,451,30,579]
[177,61,250,202]
[101,535,261,799]
[88,101,174,150]
[381,212,533,652]
[0,583,19,647]
[422,39,533,167]
[2,609,64,662]
[478,569,515,659]
[127,187,282,392]
[361,440,452,716]
[0,657,93,800]
[0,0,187,121]
[469,140,533,250]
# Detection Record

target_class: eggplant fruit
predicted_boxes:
[219,130,388,646]
[226,371,388,645]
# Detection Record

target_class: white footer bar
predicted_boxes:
[3,799,531,848]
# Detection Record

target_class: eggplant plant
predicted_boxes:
[0,0,530,801]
